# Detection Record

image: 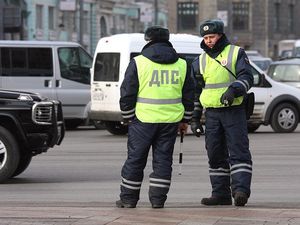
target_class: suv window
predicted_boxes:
[94,53,120,82]
[268,64,300,82]
[58,47,92,84]
[0,47,53,77]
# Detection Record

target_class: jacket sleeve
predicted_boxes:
[191,56,204,120]
[119,59,139,121]
[181,61,194,123]
[230,48,254,97]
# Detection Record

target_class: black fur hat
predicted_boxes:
[199,19,224,37]
[144,25,170,42]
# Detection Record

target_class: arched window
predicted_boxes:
[100,16,107,37]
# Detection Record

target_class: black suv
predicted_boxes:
[0,89,65,183]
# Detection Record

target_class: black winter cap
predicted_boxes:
[144,25,170,42]
[199,19,224,37]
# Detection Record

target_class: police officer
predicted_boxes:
[191,19,253,206]
[116,26,194,208]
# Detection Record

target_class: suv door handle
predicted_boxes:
[44,80,52,88]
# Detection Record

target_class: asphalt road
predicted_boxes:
[1,125,300,208]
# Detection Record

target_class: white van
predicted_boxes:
[90,34,300,134]
[90,33,203,135]
[0,41,93,129]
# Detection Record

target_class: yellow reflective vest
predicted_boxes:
[199,44,244,108]
[134,55,186,123]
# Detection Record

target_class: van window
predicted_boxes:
[1,48,11,76]
[0,47,53,77]
[58,47,92,84]
[94,53,120,81]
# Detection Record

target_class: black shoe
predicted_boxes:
[116,200,136,208]
[234,192,248,206]
[151,203,164,209]
[201,196,232,206]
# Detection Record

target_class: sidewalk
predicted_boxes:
[1,202,300,225]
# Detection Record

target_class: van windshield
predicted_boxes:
[94,53,120,81]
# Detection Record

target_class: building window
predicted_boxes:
[36,5,43,29]
[83,11,89,34]
[274,3,280,31]
[288,4,294,33]
[232,2,249,31]
[48,6,55,30]
[177,2,198,30]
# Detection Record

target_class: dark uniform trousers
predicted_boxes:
[120,118,178,205]
[205,106,252,198]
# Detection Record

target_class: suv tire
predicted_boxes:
[271,103,299,133]
[12,152,32,178]
[0,126,20,182]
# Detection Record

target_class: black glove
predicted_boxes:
[190,118,204,137]
[220,87,235,106]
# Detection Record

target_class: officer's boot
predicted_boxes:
[234,192,248,206]
[115,199,137,208]
[201,196,232,206]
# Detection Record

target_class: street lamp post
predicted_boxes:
[77,0,84,45]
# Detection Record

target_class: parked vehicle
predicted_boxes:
[249,63,300,133]
[267,58,300,89]
[245,50,262,57]
[249,56,272,72]
[0,89,65,183]
[0,41,92,129]
[293,40,300,57]
[278,39,296,59]
[90,33,203,135]
[90,34,300,134]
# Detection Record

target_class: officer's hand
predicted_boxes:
[220,87,235,106]
[190,119,204,137]
[178,122,188,135]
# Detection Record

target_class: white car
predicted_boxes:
[248,62,300,133]
[249,56,272,72]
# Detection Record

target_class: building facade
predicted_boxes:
[166,0,300,59]
[2,0,299,58]
[0,0,168,54]
[166,0,217,35]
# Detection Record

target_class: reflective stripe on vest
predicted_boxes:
[134,55,186,123]
[199,45,243,108]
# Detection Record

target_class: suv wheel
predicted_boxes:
[270,103,299,133]
[12,151,32,178]
[0,126,20,182]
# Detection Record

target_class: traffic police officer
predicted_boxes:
[191,19,253,206]
[116,26,194,208]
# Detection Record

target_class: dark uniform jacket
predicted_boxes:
[120,40,194,123]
